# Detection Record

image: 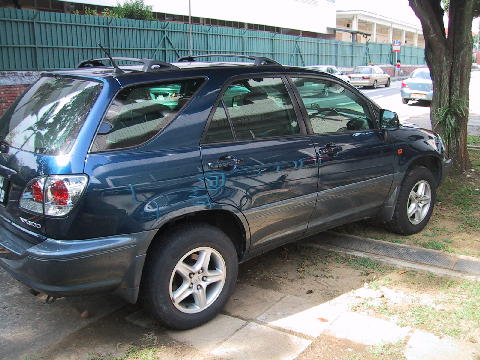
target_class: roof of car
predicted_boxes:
[45,61,332,81]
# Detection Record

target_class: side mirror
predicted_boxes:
[380,109,400,129]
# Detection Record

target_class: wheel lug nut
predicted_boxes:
[189,284,193,288]
[189,273,194,278]
[202,276,207,281]
[197,285,202,290]
[198,269,203,274]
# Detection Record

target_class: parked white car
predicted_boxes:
[348,65,391,88]
[306,65,351,83]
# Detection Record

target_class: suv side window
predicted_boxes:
[291,77,374,134]
[220,77,300,141]
[91,78,203,152]
[203,103,234,143]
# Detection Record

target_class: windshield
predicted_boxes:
[0,76,102,155]
[353,67,372,74]
[412,69,431,80]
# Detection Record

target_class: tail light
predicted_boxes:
[20,175,88,217]
[401,81,408,88]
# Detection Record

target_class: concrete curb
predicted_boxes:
[306,231,480,276]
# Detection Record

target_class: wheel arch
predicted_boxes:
[404,154,442,187]
[377,154,442,223]
[147,208,250,260]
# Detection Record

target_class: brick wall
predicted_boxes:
[0,72,40,116]
[0,84,30,116]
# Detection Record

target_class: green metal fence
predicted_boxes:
[0,8,425,71]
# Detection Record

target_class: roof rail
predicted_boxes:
[177,54,281,66]
[77,57,179,72]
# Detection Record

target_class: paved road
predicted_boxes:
[0,268,125,359]
[359,71,480,135]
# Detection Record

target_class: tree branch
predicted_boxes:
[409,0,448,52]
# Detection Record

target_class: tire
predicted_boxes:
[141,223,238,330]
[372,80,378,88]
[385,78,391,87]
[402,98,409,104]
[386,166,436,235]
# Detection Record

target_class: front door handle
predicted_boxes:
[318,143,342,155]
[207,155,241,171]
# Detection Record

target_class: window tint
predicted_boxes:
[91,78,203,152]
[292,77,374,134]
[203,103,234,143]
[0,76,102,155]
[353,66,373,74]
[222,77,299,141]
[412,69,431,80]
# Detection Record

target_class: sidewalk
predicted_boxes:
[123,280,479,360]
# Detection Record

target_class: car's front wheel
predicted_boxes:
[385,78,391,87]
[142,223,238,330]
[386,166,436,235]
[402,98,409,104]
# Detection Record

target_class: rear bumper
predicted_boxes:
[349,79,373,87]
[401,88,433,101]
[0,224,156,303]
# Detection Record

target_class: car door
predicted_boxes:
[200,76,318,248]
[288,76,395,233]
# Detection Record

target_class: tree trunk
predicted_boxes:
[409,0,473,173]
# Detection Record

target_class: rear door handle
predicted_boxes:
[207,155,241,171]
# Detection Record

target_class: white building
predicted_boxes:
[61,0,337,36]
[335,10,425,47]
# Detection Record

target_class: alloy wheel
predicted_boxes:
[406,180,432,225]
[169,247,226,314]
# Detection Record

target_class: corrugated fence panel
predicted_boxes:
[0,8,426,70]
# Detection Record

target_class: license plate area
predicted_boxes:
[412,93,427,99]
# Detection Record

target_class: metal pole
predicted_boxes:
[188,0,193,56]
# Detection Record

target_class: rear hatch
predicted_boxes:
[0,75,102,243]
[406,78,432,92]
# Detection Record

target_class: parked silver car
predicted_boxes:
[401,68,433,104]
[307,65,351,83]
[348,65,390,88]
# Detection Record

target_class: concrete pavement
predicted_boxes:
[125,279,479,360]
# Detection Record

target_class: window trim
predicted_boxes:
[88,76,208,154]
[200,74,308,145]
[285,74,381,137]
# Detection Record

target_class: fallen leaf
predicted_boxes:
[317,317,329,322]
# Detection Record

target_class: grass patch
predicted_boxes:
[419,239,454,252]
[352,272,480,340]
[369,341,406,360]
[467,135,480,145]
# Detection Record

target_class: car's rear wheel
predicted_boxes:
[386,166,436,235]
[402,98,409,104]
[373,80,378,88]
[142,223,238,330]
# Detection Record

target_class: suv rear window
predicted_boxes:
[0,76,102,155]
[91,78,203,152]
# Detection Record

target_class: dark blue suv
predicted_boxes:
[0,55,450,329]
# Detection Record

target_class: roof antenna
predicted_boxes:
[97,43,123,74]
